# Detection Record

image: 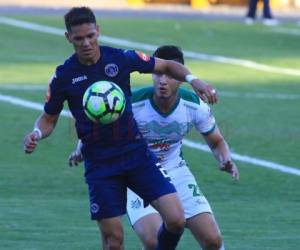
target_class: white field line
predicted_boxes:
[0,85,46,90]
[220,91,300,100]
[1,93,299,176]
[1,85,299,100]
[272,27,300,36]
[182,139,300,176]
[1,16,300,77]
[0,93,71,118]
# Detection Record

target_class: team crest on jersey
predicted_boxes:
[104,63,119,77]
[90,203,100,213]
[136,51,150,62]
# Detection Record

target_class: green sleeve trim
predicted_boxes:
[179,88,200,105]
[201,124,216,136]
[131,86,153,103]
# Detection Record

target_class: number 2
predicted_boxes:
[188,184,202,197]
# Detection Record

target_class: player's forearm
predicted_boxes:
[164,60,191,82]
[155,58,196,83]
[76,139,83,152]
[209,138,232,164]
[33,112,59,139]
[163,60,210,94]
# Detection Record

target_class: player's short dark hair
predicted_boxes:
[64,7,96,32]
[153,45,184,65]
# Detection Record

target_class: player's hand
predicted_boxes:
[220,160,239,181]
[191,80,218,105]
[68,149,83,167]
[23,131,40,154]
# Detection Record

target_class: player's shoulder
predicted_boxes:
[132,87,153,104]
[101,45,124,56]
[178,88,212,115]
[179,88,201,105]
[101,46,131,65]
[54,53,77,78]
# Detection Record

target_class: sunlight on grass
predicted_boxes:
[0,63,57,85]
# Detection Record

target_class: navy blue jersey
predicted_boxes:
[44,46,155,160]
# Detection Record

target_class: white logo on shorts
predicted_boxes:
[131,198,142,209]
[195,198,206,205]
[90,203,100,213]
[104,63,119,77]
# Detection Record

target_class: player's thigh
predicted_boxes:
[169,165,213,219]
[87,175,127,220]
[127,188,161,248]
[151,192,184,224]
[97,216,124,246]
[186,212,222,245]
[133,213,162,248]
[127,151,176,206]
[127,188,159,226]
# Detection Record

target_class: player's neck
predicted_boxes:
[153,93,178,114]
[78,47,101,66]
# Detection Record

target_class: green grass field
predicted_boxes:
[0,14,299,250]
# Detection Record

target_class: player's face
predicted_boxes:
[152,73,180,99]
[66,23,100,62]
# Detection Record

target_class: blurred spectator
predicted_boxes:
[245,0,279,26]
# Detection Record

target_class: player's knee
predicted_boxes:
[102,231,124,250]
[165,215,186,233]
[143,236,158,250]
[202,233,222,250]
[104,237,123,250]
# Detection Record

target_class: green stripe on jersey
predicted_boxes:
[179,88,200,105]
[132,87,200,105]
[131,87,153,103]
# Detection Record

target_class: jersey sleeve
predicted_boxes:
[44,70,66,115]
[193,100,216,135]
[124,50,155,73]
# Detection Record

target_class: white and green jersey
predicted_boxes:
[132,87,216,171]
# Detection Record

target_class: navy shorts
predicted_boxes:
[85,146,176,220]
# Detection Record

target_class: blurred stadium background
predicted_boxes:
[0,0,299,250]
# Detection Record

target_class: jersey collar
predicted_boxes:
[150,92,180,118]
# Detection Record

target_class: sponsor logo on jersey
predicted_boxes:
[90,203,100,213]
[131,198,142,209]
[136,51,150,62]
[72,75,88,84]
[104,63,119,77]
[151,140,171,151]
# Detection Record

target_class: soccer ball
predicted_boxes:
[83,81,126,124]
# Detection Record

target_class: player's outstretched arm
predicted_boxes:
[153,57,218,104]
[68,140,83,167]
[23,112,59,154]
[204,127,239,180]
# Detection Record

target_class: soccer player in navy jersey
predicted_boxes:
[23,7,218,250]
[69,46,238,250]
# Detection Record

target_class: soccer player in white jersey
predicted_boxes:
[69,45,239,250]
